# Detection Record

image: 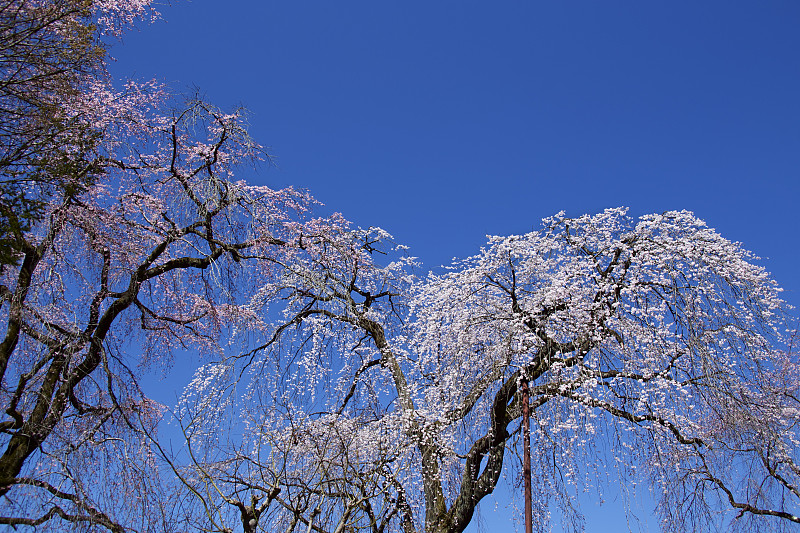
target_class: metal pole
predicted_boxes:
[521,375,532,533]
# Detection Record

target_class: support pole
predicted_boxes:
[521,375,532,533]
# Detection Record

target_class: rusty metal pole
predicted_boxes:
[521,374,532,533]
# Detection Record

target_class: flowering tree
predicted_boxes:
[1,2,798,533]
[406,209,798,533]
[158,223,416,533]
[0,84,323,527]
[0,2,320,528]
[0,0,159,266]
[176,208,798,533]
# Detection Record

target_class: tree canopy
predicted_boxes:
[0,2,798,533]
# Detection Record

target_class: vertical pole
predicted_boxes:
[521,375,532,533]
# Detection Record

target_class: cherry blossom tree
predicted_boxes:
[180,207,798,533]
[0,0,159,266]
[406,208,798,532]
[0,2,378,531]
[1,3,797,533]
[162,223,418,533]
[0,2,321,527]
[0,85,324,528]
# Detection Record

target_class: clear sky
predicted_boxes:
[110,1,800,531]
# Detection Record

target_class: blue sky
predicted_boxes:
[111,1,799,531]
